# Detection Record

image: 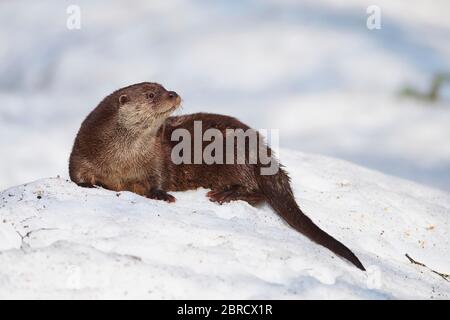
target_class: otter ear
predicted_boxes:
[119,94,130,105]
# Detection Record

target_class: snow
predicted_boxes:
[1,0,449,299]
[0,150,449,299]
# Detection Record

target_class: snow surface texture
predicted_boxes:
[1,0,449,300]
[1,0,450,192]
[0,150,449,299]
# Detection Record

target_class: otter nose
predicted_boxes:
[168,91,178,99]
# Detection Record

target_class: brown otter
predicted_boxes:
[69,82,366,271]
[69,82,180,201]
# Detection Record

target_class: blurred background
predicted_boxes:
[1,0,449,192]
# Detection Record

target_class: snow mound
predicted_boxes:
[0,150,449,299]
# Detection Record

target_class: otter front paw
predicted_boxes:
[77,182,96,188]
[147,188,176,203]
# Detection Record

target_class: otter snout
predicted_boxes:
[168,91,178,99]
[167,90,181,108]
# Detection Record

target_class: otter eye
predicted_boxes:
[147,93,155,99]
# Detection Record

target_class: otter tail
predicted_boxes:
[257,168,365,271]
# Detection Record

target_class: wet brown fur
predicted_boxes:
[69,82,366,271]
[69,82,180,201]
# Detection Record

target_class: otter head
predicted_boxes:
[115,82,181,134]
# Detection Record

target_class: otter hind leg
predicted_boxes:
[207,185,265,206]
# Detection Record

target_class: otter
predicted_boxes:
[69,82,365,271]
[69,82,181,201]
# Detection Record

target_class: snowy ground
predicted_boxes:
[0,0,449,299]
[0,150,449,299]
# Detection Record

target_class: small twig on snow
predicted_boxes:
[405,253,449,282]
